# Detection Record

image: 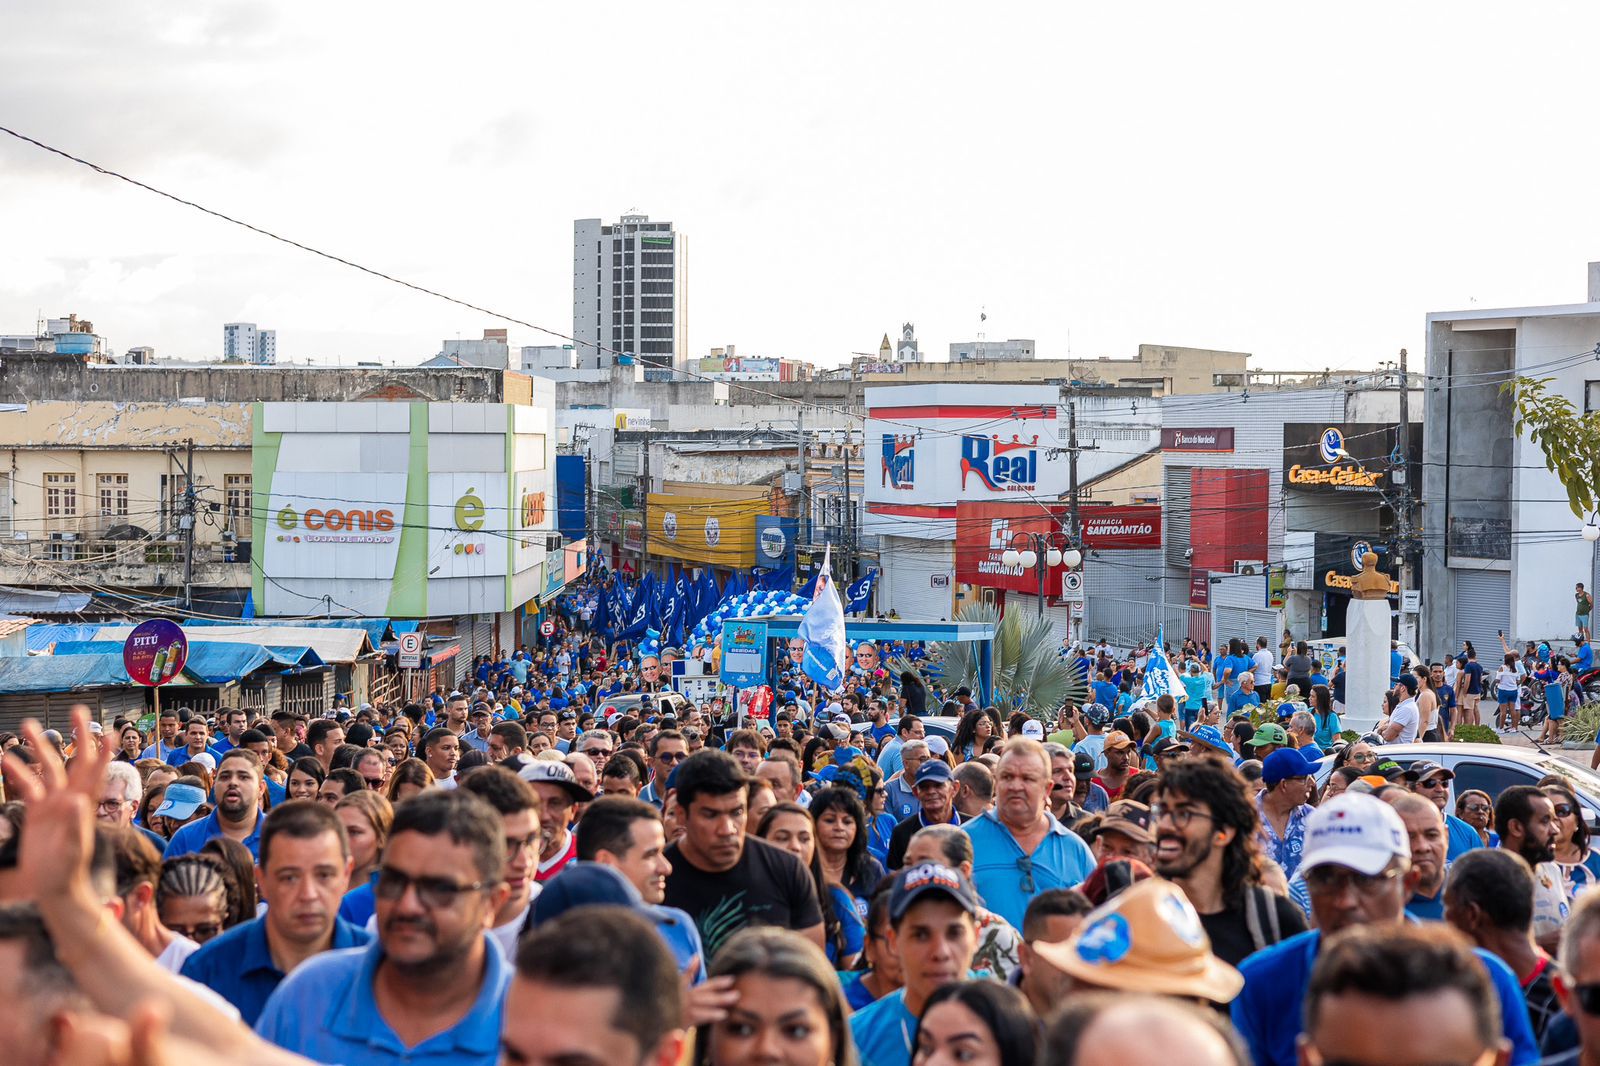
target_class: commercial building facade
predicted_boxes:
[1421,263,1600,656]
[573,214,688,373]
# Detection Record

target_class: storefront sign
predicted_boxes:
[1314,534,1398,595]
[1267,567,1287,609]
[881,434,916,490]
[954,501,1064,594]
[755,516,797,569]
[721,619,769,688]
[960,434,1040,492]
[1162,428,1235,452]
[1079,506,1162,549]
[1189,568,1211,608]
[1283,423,1420,493]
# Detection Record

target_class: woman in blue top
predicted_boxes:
[1309,684,1342,749]
[758,804,865,968]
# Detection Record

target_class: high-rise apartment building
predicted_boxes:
[573,214,687,373]
[223,322,276,365]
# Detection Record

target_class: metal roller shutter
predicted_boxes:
[880,538,955,621]
[1164,467,1191,569]
[1453,569,1509,657]
[1212,606,1280,654]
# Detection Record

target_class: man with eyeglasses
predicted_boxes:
[256,789,512,1065]
[519,761,593,882]
[1233,792,1539,1066]
[640,729,688,810]
[1404,760,1485,860]
[1299,923,1512,1066]
[458,766,544,958]
[577,730,615,775]
[182,799,367,1026]
[961,738,1095,930]
[1153,757,1305,966]
[1547,889,1600,1066]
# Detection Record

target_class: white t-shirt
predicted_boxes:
[1252,649,1275,686]
[1495,667,1521,693]
[155,934,200,974]
[1388,698,1420,743]
[490,896,537,960]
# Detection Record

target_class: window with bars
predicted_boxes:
[96,473,129,521]
[226,474,252,537]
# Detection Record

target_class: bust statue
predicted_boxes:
[1351,551,1390,600]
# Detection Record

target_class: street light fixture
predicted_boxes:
[1003,528,1081,616]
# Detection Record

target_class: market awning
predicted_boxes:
[0,652,194,694]
[0,590,91,616]
[51,640,324,683]
[91,624,373,665]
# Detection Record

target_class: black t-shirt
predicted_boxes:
[885,810,963,871]
[1197,888,1308,967]
[664,836,824,958]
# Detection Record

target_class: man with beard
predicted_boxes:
[1152,758,1305,966]
[458,766,544,958]
[164,748,266,861]
[1094,731,1137,801]
[256,790,511,1066]
[1232,793,1538,1066]
[181,800,368,1025]
[1496,784,1570,951]
[1385,793,1449,920]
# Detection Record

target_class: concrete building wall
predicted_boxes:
[859,344,1249,395]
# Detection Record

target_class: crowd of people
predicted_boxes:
[3,606,1600,1066]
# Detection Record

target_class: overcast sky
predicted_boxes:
[4,2,1600,372]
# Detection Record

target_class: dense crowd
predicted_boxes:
[2,598,1600,1066]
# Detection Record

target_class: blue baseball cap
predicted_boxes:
[1179,724,1237,760]
[531,861,641,925]
[153,783,208,821]
[913,760,954,786]
[1261,748,1316,787]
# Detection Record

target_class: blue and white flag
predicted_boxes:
[1138,626,1187,704]
[842,569,877,615]
[797,546,849,692]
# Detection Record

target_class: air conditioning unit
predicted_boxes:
[1234,560,1264,577]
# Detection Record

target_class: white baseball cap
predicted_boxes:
[925,735,950,757]
[1020,719,1044,738]
[1299,793,1410,877]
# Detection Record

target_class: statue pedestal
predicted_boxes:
[1344,597,1392,735]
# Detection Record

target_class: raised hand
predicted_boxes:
[0,707,112,905]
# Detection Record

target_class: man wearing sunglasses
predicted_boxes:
[640,729,688,810]
[256,790,512,1065]
[1233,792,1539,1066]
[1403,760,1485,861]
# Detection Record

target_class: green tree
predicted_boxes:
[891,601,1086,720]
[1507,376,1600,518]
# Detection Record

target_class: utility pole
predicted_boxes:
[1395,348,1416,645]
[1067,391,1081,548]
[640,431,651,573]
[796,410,809,557]
[179,438,196,613]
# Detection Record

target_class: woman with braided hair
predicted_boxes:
[155,853,231,945]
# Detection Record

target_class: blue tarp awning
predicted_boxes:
[0,652,143,693]
[27,623,102,653]
[167,617,404,648]
[51,640,323,683]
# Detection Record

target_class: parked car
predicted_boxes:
[1313,741,1600,831]
[595,690,692,721]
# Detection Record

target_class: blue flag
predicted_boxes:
[724,569,747,601]
[842,569,877,615]
[1139,625,1187,704]
[755,565,794,591]
[797,547,848,692]
[798,570,819,600]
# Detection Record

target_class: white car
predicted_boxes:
[1312,741,1600,831]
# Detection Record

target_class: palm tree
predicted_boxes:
[892,602,1085,720]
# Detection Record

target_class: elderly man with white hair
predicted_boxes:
[1286,710,1324,760]
[101,761,166,852]
[883,739,931,822]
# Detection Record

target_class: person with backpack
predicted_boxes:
[1151,757,1306,967]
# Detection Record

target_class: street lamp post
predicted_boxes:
[1001,530,1082,616]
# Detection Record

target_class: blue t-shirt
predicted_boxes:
[180,914,370,1026]
[839,970,882,1011]
[1227,690,1261,715]
[164,810,264,863]
[1445,813,1486,862]
[850,988,917,1066]
[1579,643,1595,672]
[255,935,509,1066]
[827,886,867,965]
[1093,680,1119,709]
[1390,649,1404,682]
[1233,929,1538,1066]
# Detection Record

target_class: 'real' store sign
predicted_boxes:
[864,384,1068,539]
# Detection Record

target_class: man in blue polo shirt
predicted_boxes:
[164,717,222,767]
[255,789,512,1065]
[182,799,369,1024]
[962,738,1095,929]
[1233,792,1539,1066]
[164,748,265,861]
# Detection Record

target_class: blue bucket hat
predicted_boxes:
[1179,724,1237,760]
